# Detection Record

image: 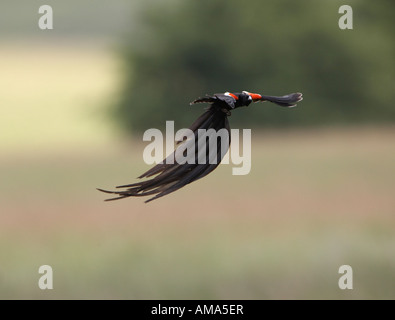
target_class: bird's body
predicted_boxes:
[98,91,303,203]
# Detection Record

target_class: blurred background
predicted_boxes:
[0,0,394,299]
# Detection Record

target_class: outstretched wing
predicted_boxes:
[98,105,230,203]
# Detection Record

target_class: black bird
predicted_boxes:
[98,91,303,203]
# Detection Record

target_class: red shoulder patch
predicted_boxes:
[225,92,238,100]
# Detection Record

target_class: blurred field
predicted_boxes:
[1,43,394,300]
[0,41,120,151]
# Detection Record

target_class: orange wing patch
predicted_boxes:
[225,92,239,100]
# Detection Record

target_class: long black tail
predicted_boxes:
[97,106,230,203]
[260,92,303,107]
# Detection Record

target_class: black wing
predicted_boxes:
[191,93,237,109]
[98,104,230,203]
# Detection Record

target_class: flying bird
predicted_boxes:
[98,91,303,203]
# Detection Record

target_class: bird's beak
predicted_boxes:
[248,93,262,101]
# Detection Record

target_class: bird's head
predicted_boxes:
[242,91,262,101]
[238,91,263,106]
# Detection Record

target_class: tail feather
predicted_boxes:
[97,106,230,203]
[260,92,303,107]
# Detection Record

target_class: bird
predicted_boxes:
[98,91,303,203]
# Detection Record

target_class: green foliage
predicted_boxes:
[115,0,395,133]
